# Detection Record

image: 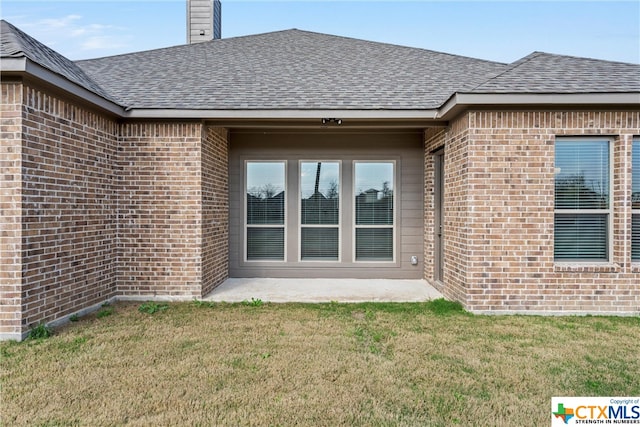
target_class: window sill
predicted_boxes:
[554,263,621,273]
[632,264,640,273]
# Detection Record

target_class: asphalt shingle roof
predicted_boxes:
[76,29,507,110]
[0,20,119,103]
[471,51,640,94]
[2,19,639,112]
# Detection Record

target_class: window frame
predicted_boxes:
[352,160,397,263]
[632,138,640,262]
[298,160,342,262]
[554,137,613,263]
[244,160,287,263]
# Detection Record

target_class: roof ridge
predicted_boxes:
[77,27,507,67]
[1,19,123,105]
[279,28,508,66]
[76,28,303,63]
[530,50,640,66]
[1,19,29,57]
[468,52,544,92]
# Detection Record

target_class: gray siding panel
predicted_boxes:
[228,131,424,279]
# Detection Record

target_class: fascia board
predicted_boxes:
[0,56,27,72]
[123,108,440,120]
[438,92,640,119]
[1,57,125,116]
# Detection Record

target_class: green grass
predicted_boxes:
[1,300,638,426]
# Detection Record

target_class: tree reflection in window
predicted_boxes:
[300,162,339,260]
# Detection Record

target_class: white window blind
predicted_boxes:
[554,140,610,261]
[246,162,285,261]
[300,161,339,260]
[354,162,394,261]
[633,139,639,261]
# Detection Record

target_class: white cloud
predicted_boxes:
[39,15,82,29]
[10,14,132,59]
[81,35,129,51]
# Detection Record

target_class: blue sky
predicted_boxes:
[2,1,639,64]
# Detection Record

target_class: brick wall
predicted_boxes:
[2,103,232,339]
[424,117,473,306]
[117,122,204,298]
[0,81,24,339]
[201,127,229,296]
[432,110,640,313]
[18,83,118,335]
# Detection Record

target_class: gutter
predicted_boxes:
[1,57,126,117]
[438,92,640,120]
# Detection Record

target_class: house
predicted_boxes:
[1,13,639,340]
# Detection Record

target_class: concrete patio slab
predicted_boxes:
[203,278,443,303]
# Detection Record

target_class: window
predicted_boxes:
[554,139,610,261]
[246,161,286,261]
[354,162,394,261]
[300,161,340,261]
[633,139,640,261]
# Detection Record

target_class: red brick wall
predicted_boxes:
[117,122,204,298]
[201,127,229,296]
[435,110,640,313]
[0,81,24,339]
[18,84,118,335]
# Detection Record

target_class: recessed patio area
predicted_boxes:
[203,278,443,303]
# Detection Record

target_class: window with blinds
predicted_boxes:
[633,139,639,261]
[354,162,394,261]
[246,161,286,261]
[300,161,340,261]
[554,139,610,261]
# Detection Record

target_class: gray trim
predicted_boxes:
[0,56,27,71]
[124,109,440,120]
[438,92,640,119]
[2,58,125,116]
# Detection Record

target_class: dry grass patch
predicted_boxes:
[1,300,639,426]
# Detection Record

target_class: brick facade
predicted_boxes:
[0,82,120,340]
[2,80,638,340]
[0,83,231,339]
[117,122,203,298]
[116,123,230,299]
[1,81,24,339]
[425,111,640,314]
[201,127,229,296]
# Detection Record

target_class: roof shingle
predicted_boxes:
[1,20,120,103]
[76,29,507,110]
[3,20,639,112]
[471,51,640,94]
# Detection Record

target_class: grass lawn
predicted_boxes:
[1,299,639,426]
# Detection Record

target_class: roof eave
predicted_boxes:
[438,92,640,120]
[123,108,445,128]
[1,56,126,117]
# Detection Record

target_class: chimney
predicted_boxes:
[187,0,221,44]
